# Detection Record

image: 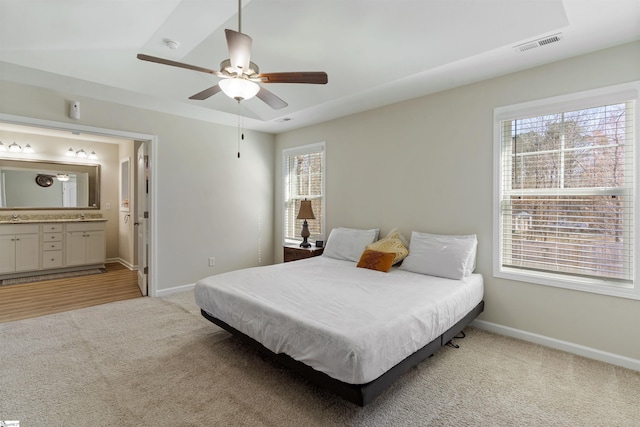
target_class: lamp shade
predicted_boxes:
[219,78,260,101]
[297,199,315,220]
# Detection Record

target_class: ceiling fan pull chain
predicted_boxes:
[237,100,245,159]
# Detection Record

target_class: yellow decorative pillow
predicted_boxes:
[357,249,396,273]
[366,229,409,265]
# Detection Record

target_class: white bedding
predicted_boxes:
[194,256,483,384]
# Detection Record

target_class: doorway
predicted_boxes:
[0,113,157,296]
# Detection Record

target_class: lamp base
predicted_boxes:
[299,238,312,248]
[300,220,312,248]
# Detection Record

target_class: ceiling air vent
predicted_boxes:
[514,33,563,53]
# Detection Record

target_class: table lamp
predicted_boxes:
[297,199,315,248]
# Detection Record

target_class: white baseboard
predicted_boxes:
[471,319,640,372]
[106,257,135,270]
[155,283,195,297]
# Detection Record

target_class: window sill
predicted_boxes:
[494,267,640,301]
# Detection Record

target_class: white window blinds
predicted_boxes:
[283,143,324,243]
[498,100,635,284]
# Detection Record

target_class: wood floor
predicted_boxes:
[0,262,142,323]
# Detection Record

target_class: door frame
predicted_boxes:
[0,113,159,296]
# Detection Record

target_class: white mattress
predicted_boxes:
[194,256,483,384]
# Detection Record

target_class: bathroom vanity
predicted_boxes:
[0,218,106,279]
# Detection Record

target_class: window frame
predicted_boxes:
[282,142,326,246]
[493,82,640,300]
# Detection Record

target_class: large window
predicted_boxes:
[494,84,639,299]
[283,142,325,245]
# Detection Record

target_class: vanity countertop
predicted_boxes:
[0,218,107,224]
[0,214,106,224]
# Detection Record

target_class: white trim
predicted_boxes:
[155,282,195,297]
[472,319,640,372]
[0,113,159,297]
[105,257,135,270]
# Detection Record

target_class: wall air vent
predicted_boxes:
[514,33,563,53]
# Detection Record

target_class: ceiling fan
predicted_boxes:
[137,0,328,110]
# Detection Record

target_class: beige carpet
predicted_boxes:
[1,290,638,427]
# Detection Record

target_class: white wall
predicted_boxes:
[118,143,135,268]
[274,41,640,362]
[0,80,276,293]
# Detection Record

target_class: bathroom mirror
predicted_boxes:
[0,158,100,210]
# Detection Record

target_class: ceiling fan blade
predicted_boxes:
[258,72,328,84]
[188,85,222,100]
[256,87,288,110]
[225,29,252,73]
[137,54,220,76]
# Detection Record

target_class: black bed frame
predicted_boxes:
[201,300,484,406]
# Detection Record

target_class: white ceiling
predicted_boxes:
[0,0,639,134]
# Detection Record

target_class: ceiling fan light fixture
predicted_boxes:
[219,78,260,101]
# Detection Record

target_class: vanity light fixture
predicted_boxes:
[64,147,97,159]
[56,174,70,182]
[23,144,34,154]
[8,142,21,153]
[0,141,6,152]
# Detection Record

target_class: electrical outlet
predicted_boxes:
[208,257,215,267]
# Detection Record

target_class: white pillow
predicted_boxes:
[399,232,477,279]
[323,227,380,262]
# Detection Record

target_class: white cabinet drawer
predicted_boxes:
[42,250,63,268]
[43,232,63,242]
[42,223,63,233]
[43,241,63,251]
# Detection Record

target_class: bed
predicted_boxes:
[194,229,484,406]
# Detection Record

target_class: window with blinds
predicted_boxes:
[495,85,639,298]
[283,143,325,244]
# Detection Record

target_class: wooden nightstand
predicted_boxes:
[283,245,324,262]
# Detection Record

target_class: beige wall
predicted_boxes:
[274,41,640,361]
[0,80,276,293]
